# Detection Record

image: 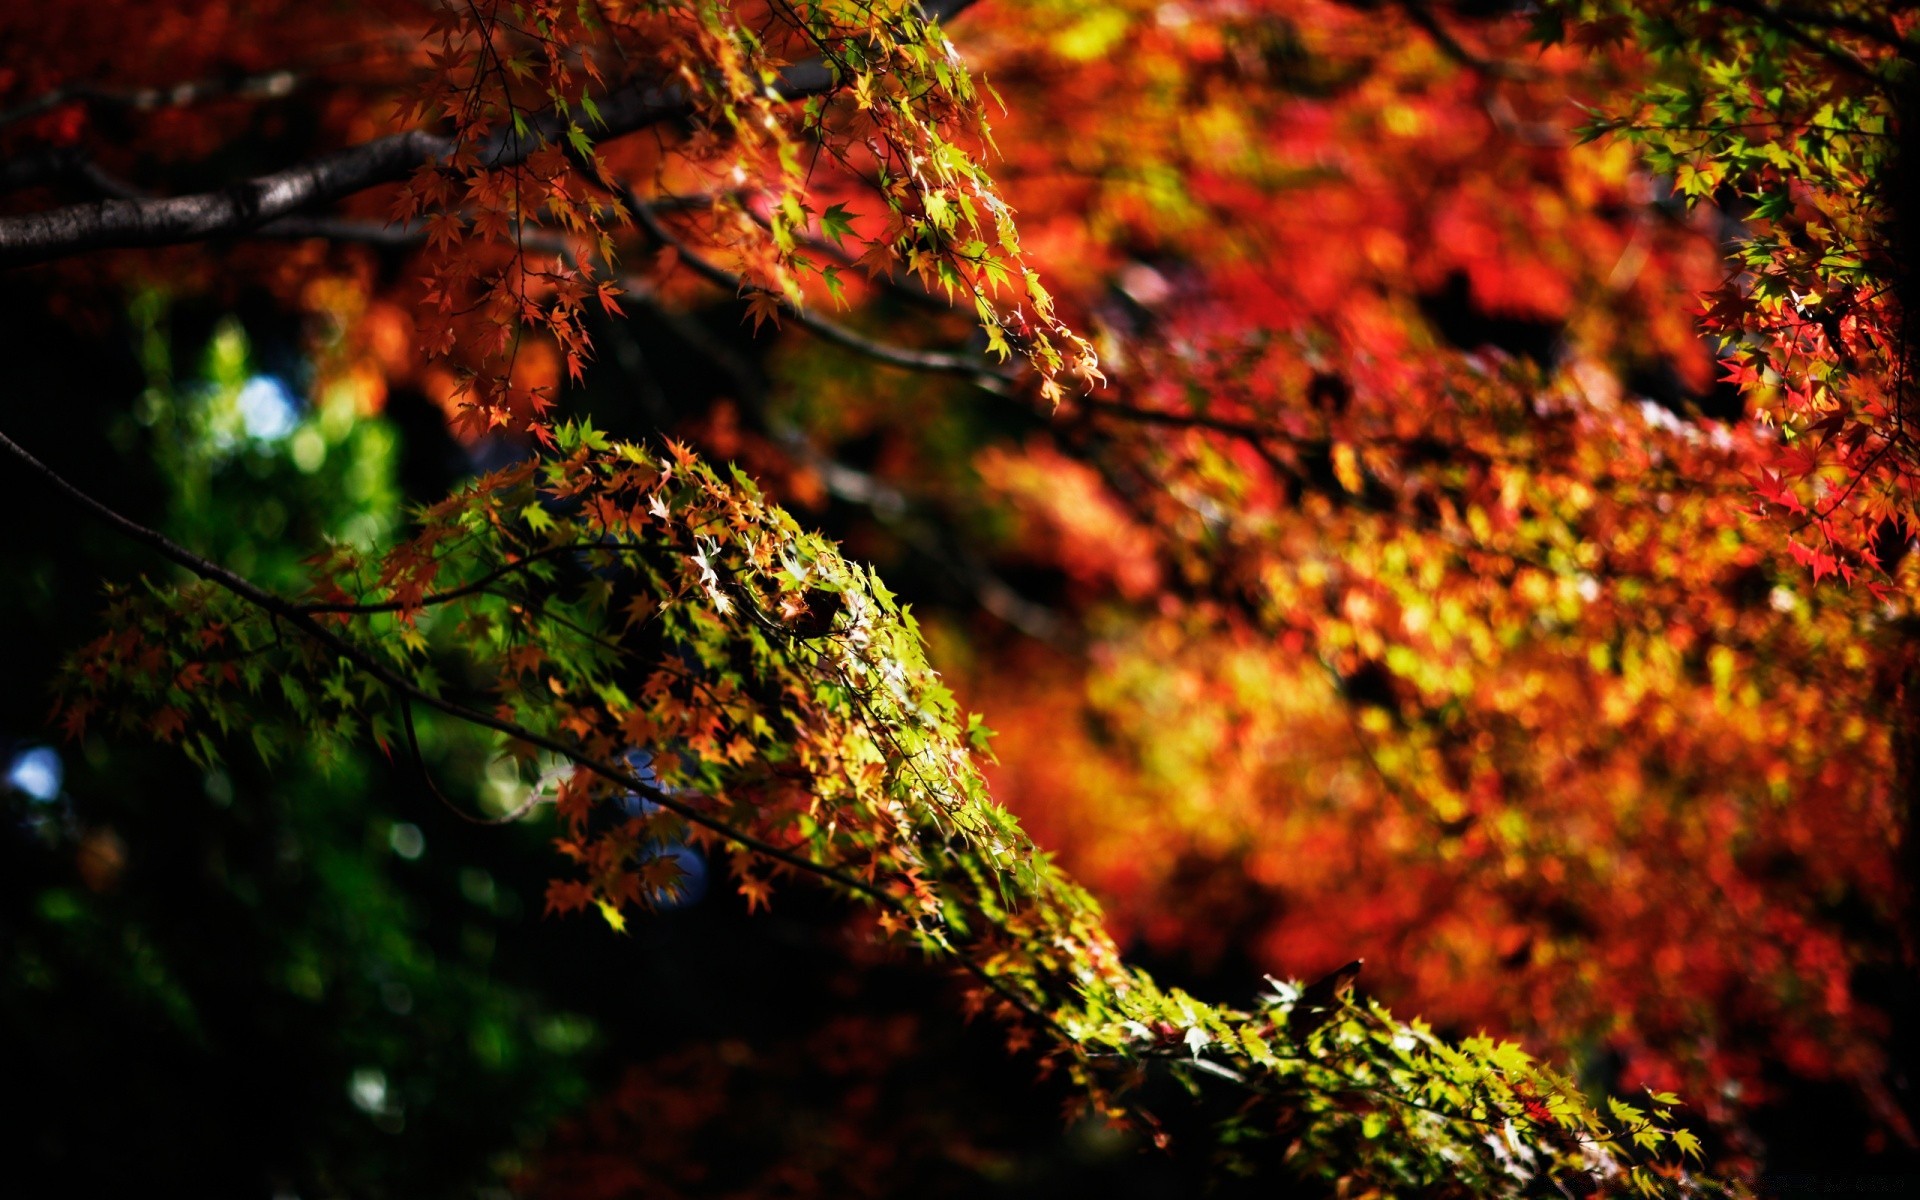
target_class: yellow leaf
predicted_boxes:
[1332,442,1363,494]
[596,899,628,934]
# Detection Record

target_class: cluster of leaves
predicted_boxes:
[972,340,1906,1144]
[1555,1,1918,578]
[384,0,1098,436]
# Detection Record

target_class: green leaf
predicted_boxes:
[965,712,997,758]
[821,203,856,247]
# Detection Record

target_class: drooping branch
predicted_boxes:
[253,207,1016,392]
[0,424,853,893]
[3,409,1731,1189]
[0,0,981,270]
[628,194,1014,392]
[0,427,1094,1062]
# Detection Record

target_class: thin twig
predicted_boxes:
[1395,0,1542,82]
[399,697,552,825]
[627,190,1014,393]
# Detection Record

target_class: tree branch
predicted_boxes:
[0,128,453,268]
[1722,0,1912,54]
[294,540,653,614]
[1714,0,1883,79]
[0,68,303,130]
[629,194,1014,393]
[0,0,981,270]
[1395,0,1542,82]
[0,424,821,878]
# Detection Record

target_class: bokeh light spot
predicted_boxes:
[237,375,299,441]
[5,745,63,802]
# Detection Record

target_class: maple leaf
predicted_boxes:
[742,291,784,332]
[737,876,773,913]
[820,202,857,247]
[148,707,187,743]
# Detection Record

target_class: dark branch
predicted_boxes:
[0,148,150,201]
[0,127,451,269]
[629,194,1013,392]
[1714,0,1884,78]
[399,697,553,825]
[0,67,303,130]
[1395,0,1542,82]
[1724,1,1912,54]
[255,207,1011,393]
[0,0,980,270]
[295,541,654,614]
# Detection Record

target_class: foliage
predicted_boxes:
[388,0,1099,433]
[6,0,1919,1194]
[1555,1,1917,578]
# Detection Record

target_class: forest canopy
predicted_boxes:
[2,1,1917,1196]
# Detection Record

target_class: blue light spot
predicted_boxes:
[5,746,63,802]
[619,749,661,816]
[652,845,708,910]
[237,375,299,441]
[618,747,707,909]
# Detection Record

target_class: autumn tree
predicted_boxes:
[6,0,1914,1194]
